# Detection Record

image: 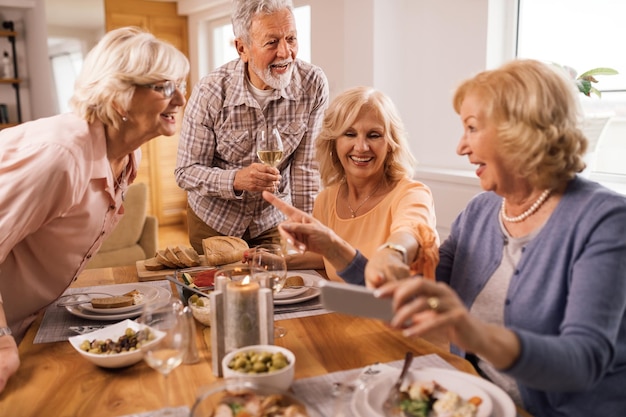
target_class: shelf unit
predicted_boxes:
[0,20,21,129]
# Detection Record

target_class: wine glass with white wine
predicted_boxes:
[256,128,284,193]
[137,299,189,417]
[250,243,288,338]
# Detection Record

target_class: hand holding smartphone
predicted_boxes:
[319,280,394,321]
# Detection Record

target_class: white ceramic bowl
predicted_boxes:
[68,319,164,368]
[222,344,295,391]
[188,295,211,326]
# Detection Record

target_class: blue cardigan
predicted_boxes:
[341,177,626,415]
[438,177,626,417]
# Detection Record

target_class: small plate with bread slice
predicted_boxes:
[273,272,322,303]
[78,284,160,314]
[64,285,171,321]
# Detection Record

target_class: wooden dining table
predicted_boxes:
[0,265,532,417]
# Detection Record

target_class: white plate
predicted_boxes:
[352,367,496,417]
[76,283,160,314]
[274,272,320,300]
[68,319,165,368]
[423,367,516,417]
[273,287,320,305]
[66,286,171,321]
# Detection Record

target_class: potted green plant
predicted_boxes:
[560,65,619,97]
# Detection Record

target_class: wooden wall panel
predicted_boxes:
[104,0,189,226]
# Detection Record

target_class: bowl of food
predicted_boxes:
[190,380,320,417]
[68,319,163,368]
[187,293,212,326]
[174,266,218,303]
[222,345,295,392]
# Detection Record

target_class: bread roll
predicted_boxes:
[285,276,304,287]
[202,236,249,266]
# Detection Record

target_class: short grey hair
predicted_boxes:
[69,26,190,130]
[231,0,294,45]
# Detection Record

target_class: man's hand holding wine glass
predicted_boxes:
[233,162,281,193]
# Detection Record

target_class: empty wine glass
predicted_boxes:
[256,128,284,194]
[250,243,288,338]
[137,299,189,417]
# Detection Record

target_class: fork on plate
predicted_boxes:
[381,351,414,416]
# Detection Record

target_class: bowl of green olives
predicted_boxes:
[221,344,295,391]
[187,294,211,326]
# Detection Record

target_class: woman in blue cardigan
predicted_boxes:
[373,59,626,416]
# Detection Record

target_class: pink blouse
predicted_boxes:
[0,113,139,341]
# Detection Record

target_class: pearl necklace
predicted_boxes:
[344,180,383,218]
[501,189,552,223]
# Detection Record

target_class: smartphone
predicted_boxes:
[319,280,394,321]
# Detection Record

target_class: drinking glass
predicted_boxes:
[250,243,288,338]
[256,128,284,194]
[137,299,189,417]
[256,127,284,168]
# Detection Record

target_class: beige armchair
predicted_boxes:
[86,182,158,269]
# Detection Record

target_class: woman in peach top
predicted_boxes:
[262,86,438,284]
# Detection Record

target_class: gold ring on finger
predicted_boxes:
[426,296,440,311]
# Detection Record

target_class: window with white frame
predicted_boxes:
[48,38,84,114]
[516,0,626,180]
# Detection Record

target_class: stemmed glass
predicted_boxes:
[137,299,189,417]
[249,243,288,338]
[256,128,284,194]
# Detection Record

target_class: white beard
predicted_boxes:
[250,59,294,90]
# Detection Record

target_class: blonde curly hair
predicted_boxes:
[453,59,587,190]
[316,86,416,187]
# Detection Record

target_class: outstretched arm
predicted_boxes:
[262,191,357,271]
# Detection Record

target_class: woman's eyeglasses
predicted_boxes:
[140,80,186,98]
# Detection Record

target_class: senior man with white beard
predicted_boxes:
[176,0,329,252]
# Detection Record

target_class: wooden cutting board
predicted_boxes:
[136,255,210,281]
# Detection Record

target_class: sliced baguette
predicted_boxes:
[165,246,186,268]
[90,295,134,309]
[173,245,200,267]
[156,250,178,269]
[144,256,166,271]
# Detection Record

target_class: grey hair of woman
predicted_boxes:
[231,0,294,46]
[69,26,189,130]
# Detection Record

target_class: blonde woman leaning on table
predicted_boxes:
[373,60,626,417]
[0,27,189,393]
[259,86,439,284]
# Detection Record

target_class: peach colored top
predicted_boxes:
[313,177,438,281]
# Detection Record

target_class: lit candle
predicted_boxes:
[224,279,260,352]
